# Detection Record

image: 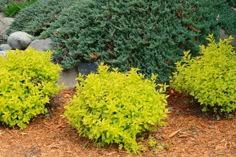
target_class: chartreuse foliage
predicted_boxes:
[0,48,61,129]
[64,64,168,154]
[171,35,236,113]
[40,0,236,82]
[3,0,37,17]
[6,0,75,35]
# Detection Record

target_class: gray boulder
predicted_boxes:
[7,31,33,50]
[58,68,77,89]
[0,44,11,50]
[27,38,53,51]
[0,13,14,41]
[77,62,98,75]
[57,63,99,89]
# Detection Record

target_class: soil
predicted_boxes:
[0,88,235,157]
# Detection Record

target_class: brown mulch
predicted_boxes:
[0,88,235,157]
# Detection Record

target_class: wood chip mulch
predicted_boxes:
[0,88,235,157]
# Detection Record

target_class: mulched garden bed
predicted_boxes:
[0,88,235,157]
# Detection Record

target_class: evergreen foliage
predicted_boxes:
[227,0,236,7]
[0,0,12,11]
[6,0,75,35]
[40,0,236,82]
[0,48,61,128]
[64,64,168,154]
[171,35,236,114]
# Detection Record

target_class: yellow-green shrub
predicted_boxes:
[0,48,61,128]
[64,64,168,154]
[171,35,236,113]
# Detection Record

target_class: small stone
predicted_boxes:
[0,50,6,56]
[27,38,53,51]
[231,35,236,48]
[0,44,12,50]
[219,29,236,48]
[219,29,228,39]
[7,31,33,50]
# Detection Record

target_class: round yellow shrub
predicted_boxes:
[64,64,168,154]
[0,48,61,128]
[171,35,236,113]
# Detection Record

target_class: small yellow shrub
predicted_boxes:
[64,64,168,154]
[171,35,236,113]
[0,48,61,128]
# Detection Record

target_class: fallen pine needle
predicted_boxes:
[168,129,181,138]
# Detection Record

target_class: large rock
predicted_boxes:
[58,68,77,88]
[77,62,98,75]
[0,13,14,41]
[57,63,98,89]
[27,38,53,51]
[0,43,11,50]
[7,31,33,50]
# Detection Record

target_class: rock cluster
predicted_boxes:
[1,13,53,52]
[0,30,53,56]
